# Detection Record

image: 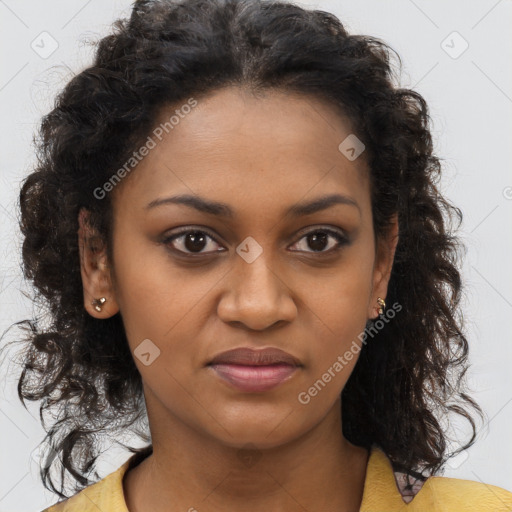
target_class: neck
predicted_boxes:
[124,393,369,512]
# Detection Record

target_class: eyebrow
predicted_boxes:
[145,193,361,218]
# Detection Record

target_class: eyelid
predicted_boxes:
[162,224,349,256]
[165,225,220,241]
[288,225,349,252]
[292,224,347,240]
[162,226,225,253]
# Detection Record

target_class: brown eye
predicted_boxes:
[164,229,225,255]
[290,228,349,254]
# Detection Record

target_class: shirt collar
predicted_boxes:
[73,443,414,511]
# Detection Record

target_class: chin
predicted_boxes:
[208,419,304,452]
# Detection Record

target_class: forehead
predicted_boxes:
[112,86,371,218]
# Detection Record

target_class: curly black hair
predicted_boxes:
[7,0,484,498]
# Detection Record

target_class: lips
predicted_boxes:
[207,347,301,367]
[206,347,302,392]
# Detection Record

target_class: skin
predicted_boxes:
[78,86,399,512]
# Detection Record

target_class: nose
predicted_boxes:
[217,250,297,331]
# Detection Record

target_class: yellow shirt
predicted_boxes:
[42,444,512,511]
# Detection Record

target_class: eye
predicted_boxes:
[163,228,225,256]
[289,227,349,254]
[162,226,350,257]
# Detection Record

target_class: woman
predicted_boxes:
[14,0,512,510]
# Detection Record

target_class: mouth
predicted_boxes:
[206,346,302,392]
[207,362,299,392]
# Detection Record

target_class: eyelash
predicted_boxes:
[162,226,350,257]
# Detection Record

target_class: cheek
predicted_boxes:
[301,262,373,342]
[297,259,373,392]
[111,234,216,345]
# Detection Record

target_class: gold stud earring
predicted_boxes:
[376,297,386,315]
[92,297,106,312]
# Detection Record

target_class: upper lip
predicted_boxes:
[207,347,302,367]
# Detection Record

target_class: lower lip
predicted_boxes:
[208,363,298,392]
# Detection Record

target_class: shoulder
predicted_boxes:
[394,469,512,509]
[40,459,131,512]
[416,475,512,510]
[362,444,512,511]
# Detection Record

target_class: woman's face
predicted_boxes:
[80,86,398,449]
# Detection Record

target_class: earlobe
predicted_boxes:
[77,208,120,318]
[368,214,399,319]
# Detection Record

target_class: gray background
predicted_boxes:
[0,0,511,510]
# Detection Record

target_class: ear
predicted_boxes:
[368,213,399,320]
[78,208,120,318]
